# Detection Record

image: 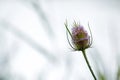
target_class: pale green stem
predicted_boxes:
[82,50,97,80]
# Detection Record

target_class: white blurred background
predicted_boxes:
[0,0,120,80]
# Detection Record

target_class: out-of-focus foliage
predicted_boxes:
[117,66,120,80]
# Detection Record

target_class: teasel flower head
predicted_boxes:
[65,21,92,51]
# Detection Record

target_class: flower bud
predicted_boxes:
[71,23,90,51]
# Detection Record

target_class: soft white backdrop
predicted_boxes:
[0,0,120,80]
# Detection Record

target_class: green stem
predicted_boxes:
[82,50,97,80]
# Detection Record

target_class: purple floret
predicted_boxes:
[71,24,90,50]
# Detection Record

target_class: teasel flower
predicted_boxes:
[65,21,92,51]
[65,20,97,80]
